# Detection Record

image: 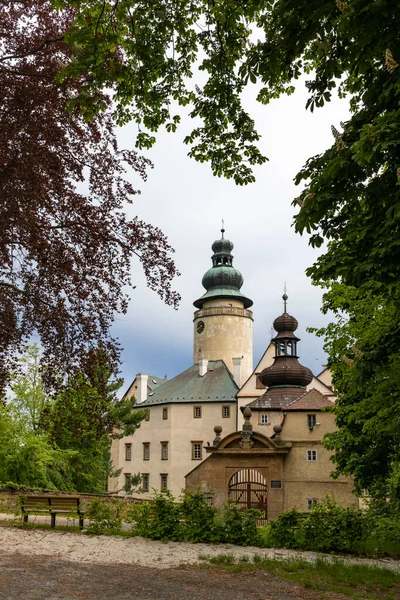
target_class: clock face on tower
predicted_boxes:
[197,320,205,334]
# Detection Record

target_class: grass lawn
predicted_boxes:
[199,554,400,600]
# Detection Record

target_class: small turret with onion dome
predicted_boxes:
[260,293,312,390]
[193,227,253,309]
[246,293,312,410]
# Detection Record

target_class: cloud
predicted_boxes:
[113,78,350,389]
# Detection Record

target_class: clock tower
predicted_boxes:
[193,229,254,386]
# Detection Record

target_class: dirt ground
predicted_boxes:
[0,524,399,600]
[0,553,351,600]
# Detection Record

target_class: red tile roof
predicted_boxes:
[246,386,306,409]
[282,388,334,411]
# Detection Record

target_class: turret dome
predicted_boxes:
[202,265,244,290]
[259,294,313,389]
[273,312,298,332]
[260,357,313,388]
[212,237,234,255]
[193,229,253,309]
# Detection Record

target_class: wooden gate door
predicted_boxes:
[228,469,268,524]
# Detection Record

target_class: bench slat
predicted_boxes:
[22,500,50,508]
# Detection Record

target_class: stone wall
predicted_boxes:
[186,452,285,520]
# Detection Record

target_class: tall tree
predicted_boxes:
[0,0,179,389]
[4,1,400,493]
[40,346,145,491]
[2,345,141,492]
[311,284,400,499]
[2,346,75,489]
[54,0,400,494]
[8,344,47,432]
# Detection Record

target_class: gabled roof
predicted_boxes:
[147,375,167,391]
[246,386,306,410]
[315,366,334,391]
[282,388,335,411]
[137,360,238,407]
[122,373,167,400]
[237,342,274,397]
[306,375,336,397]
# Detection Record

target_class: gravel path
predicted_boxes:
[0,524,399,572]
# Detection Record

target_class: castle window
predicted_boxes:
[222,405,230,418]
[143,442,150,460]
[191,442,203,460]
[307,498,318,510]
[193,406,202,418]
[260,414,268,425]
[145,409,150,421]
[161,442,168,460]
[160,473,168,491]
[142,473,149,492]
[125,443,132,461]
[162,407,168,420]
[308,414,317,429]
[307,450,317,462]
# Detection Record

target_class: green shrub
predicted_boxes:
[222,504,261,546]
[148,490,182,540]
[126,501,153,537]
[179,490,221,543]
[85,497,124,535]
[127,490,262,546]
[257,523,273,547]
[367,514,400,553]
[129,491,182,540]
[300,498,364,553]
[364,495,400,552]
[269,507,302,549]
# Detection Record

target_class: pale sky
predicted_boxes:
[113,78,350,391]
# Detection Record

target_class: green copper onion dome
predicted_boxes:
[202,265,244,290]
[194,229,253,309]
[211,236,234,255]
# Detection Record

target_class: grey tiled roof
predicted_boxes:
[147,375,167,391]
[137,361,238,406]
[121,373,166,399]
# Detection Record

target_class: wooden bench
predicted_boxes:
[20,495,85,530]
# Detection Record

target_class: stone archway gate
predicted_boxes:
[228,468,268,524]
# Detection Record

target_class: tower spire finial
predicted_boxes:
[282,282,288,312]
[221,219,225,239]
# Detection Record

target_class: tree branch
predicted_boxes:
[0,36,64,64]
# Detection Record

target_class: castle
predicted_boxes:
[109,230,356,518]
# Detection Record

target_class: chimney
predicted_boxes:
[232,356,243,387]
[199,359,208,377]
[136,373,148,404]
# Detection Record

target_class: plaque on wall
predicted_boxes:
[271,480,282,489]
